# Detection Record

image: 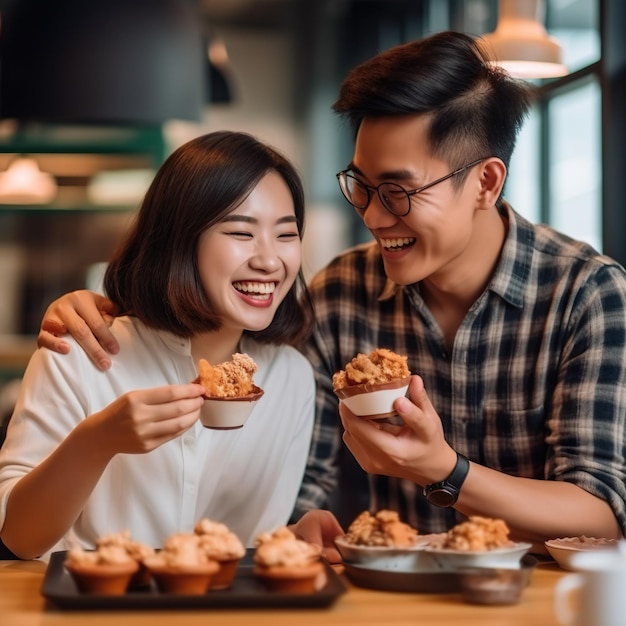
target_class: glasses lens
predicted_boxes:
[340,173,369,209]
[378,182,410,216]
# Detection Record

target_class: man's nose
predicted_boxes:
[361,193,399,230]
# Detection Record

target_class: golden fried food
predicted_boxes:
[332,348,410,390]
[441,516,513,551]
[194,353,258,398]
[344,510,418,547]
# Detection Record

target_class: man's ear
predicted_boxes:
[476,158,507,208]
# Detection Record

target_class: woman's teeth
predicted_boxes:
[380,237,415,250]
[233,281,276,299]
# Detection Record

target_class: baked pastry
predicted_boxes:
[193,353,264,429]
[64,544,139,595]
[95,529,155,588]
[194,518,246,589]
[142,532,219,594]
[343,510,419,547]
[253,526,325,593]
[332,349,411,420]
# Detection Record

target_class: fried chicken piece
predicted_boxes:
[332,348,410,390]
[194,353,258,398]
[344,510,418,547]
[441,516,513,551]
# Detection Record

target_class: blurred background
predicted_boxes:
[0,0,622,385]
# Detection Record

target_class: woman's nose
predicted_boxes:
[249,241,281,272]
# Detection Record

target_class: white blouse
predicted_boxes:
[0,317,315,560]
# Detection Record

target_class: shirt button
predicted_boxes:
[183,435,194,446]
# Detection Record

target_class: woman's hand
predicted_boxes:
[340,375,457,486]
[290,510,345,564]
[38,290,120,371]
[91,383,206,455]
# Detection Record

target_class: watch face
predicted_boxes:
[427,488,457,508]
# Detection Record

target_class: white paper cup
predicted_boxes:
[334,377,410,421]
[199,386,264,430]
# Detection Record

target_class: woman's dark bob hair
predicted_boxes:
[103,130,313,346]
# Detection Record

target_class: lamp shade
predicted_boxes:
[0,0,206,124]
[479,0,568,79]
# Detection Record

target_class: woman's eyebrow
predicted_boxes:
[220,214,298,224]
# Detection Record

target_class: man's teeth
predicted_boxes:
[380,237,415,250]
[233,282,276,296]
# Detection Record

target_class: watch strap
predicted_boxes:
[423,452,470,507]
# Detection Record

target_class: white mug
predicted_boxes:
[554,549,626,626]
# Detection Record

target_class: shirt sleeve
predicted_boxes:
[547,260,626,533]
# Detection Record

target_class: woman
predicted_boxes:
[0,131,341,560]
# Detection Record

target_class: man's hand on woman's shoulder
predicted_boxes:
[38,290,120,371]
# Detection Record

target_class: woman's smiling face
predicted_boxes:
[197,171,302,333]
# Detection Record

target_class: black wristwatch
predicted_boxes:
[423,452,470,507]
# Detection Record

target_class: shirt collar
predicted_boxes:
[376,201,534,308]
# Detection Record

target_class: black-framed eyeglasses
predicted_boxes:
[336,157,488,217]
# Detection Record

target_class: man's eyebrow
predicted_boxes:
[348,163,419,183]
[220,214,298,224]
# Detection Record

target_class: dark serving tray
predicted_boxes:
[41,549,346,610]
[342,562,460,593]
[342,554,538,594]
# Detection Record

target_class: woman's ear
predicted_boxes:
[476,158,507,208]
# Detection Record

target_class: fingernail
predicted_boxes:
[97,359,111,371]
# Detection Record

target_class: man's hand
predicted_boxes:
[289,510,345,564]
[38,290,120,371]
[340,375,457,486]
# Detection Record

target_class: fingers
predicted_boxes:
[101,385,206,454]
[38,291,120,371]
[37,330,70,354]
[322,544,343,564]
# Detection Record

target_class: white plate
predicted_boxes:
[334,535,434,572]
[423,542,532,571]
[544,537,621,571]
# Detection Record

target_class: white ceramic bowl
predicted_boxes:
[544,537,620,571]
[334,378,410,420]
[199,386,264,429]
[423,542,533,571]
[334,535,436,572]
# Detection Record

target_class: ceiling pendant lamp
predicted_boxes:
[0,156,58,204]
[0,0,206,125]
[479,0,568,80]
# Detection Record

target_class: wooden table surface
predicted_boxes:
[1,558,565,625]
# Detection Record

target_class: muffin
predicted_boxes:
[64,544,139,595]
[333,348,411,421]
[142,532,219,594]
[194,518,246,589]
[253,526,325,593]
[95,529,155,588]
[193,353,264,429]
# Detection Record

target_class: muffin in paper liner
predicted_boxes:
[64,546,139,595]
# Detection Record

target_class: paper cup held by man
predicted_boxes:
[333,349,411,422]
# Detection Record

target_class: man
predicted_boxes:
[38,32,626,548]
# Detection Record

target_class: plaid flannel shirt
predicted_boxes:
[293,203,626,535]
